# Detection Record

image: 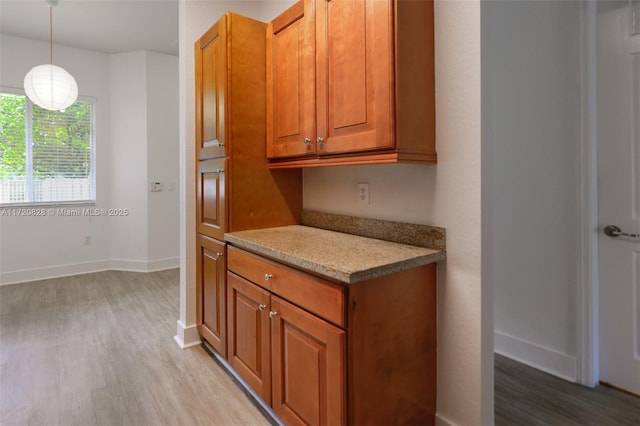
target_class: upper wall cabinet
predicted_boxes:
[266,0,436,168]
[195,17,226,160]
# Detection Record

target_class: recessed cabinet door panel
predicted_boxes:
[271,296,346,426]
[316,0,393,155]
[196,158,226,240]
[196,235,226,356]
[227,272,272,402]
[266,0,316,159]
[195,16,227,159]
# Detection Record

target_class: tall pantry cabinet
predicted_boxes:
[194,12,302,357]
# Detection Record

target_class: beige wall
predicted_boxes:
[178,1,490,424]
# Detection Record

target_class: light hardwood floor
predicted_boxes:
[495,353,640,425]
[4,270,639,426]
[0,270,271,426]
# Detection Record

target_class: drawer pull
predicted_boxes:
[259,304,267,312]
[264,273,273,281]
[269,311,278,319]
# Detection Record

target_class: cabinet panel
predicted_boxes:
[196,235,226,356]
[227,246,346,327]
[227,272,272,402]
[195,16,227,159]
[271,296,345,426]
[266,0,316,159]
[317,0,393,154]
[196,158,226,240]
[267,0,436,168]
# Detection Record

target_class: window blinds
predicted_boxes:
[0,92,95,205]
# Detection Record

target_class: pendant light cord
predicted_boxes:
[49,5,53,64]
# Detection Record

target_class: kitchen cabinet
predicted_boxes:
[196,158,226,241]
[227,246,346,425]
[194,12,303,357]
[266,0,436,168]
[226,244,436,425]
[196,234,226,356]
[195,15,226,160]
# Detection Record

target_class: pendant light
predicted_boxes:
[23,0,78,112]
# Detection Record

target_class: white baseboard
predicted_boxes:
[174,320,201,349]
[495,331,577,382]
[0,259,111,285]
[435,413,457,426]
[110,256,179,272]
[1,257,180,285]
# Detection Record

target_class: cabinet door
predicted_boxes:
[271,296,346,426]
[196,235,226,356]
[227,272,272,402]
[266,0,316,159]
[315,0,393,155]
[195,16,227,160]
[196,158,226,240]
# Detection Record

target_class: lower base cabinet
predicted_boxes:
[224,245,436,426]
[227,272,346,425]
[196,234,226,357]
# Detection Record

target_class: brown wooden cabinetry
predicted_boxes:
[196,158,226,241]
[226,245,436,426]
[266,0,436,168]
[195,16,226,160]
[196,234,226,356]
[226,271,272,402]
[194,12,302,357]
[227,246,346,425]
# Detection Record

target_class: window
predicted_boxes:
[0,90,95,206]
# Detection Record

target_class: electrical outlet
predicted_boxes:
[357,182,370,205]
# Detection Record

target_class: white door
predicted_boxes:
[597,0,640,395]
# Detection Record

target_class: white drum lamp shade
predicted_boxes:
[24,64,78,112]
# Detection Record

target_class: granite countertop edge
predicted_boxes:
[224,225,446,284]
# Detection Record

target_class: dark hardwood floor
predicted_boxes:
[495,353,640,425]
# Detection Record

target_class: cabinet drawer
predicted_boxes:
[227,246,346,328]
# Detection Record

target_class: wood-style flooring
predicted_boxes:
[495,353,640,425]
[3,270,640,426]
[0,270,270,426]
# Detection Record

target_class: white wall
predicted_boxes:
[178,1,490,425]
[110,51,150,268]
[485,0,581,381]
[147,52,180,267]
[0,36,180,284]
[110,50,180,271]
[0,35,112,283]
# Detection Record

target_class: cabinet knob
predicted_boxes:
[303,137,311,145]
[216,252,224,257]
[264,273,273,281]
[269,311,278,319]
[316,136,324,144]
[216,169,224,174]
[259,304,267,312]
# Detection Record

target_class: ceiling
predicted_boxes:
[0,0,179,56]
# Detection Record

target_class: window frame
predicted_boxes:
[0,87,97,208]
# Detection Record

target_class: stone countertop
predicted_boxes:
[224,225,445,284]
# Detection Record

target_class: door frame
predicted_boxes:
[576,0,599,388]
